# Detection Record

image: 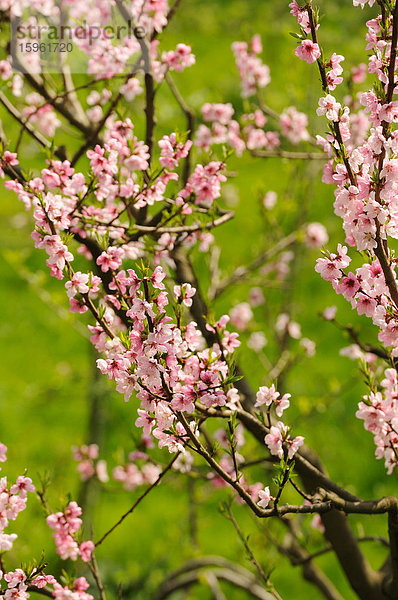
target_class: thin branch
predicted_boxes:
[0,91,66,160]
[95,454,179,547]
[26,587,53,598]
[293,536,389,565]
[130,210,234,234]
[165,72,195,183]
[275,517,345,600]
[88,553,107,600]
[223,504,269,587]
[213,232,297,299]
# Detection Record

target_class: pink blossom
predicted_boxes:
[287,435,304,459]
[257,486,271,508]
[0,533,17,551]
[351,62,367,83]
[316,94,341,121]
[79,540,94,563]
[96,247,124,273]
[255,385,279,408]
[336,272,360,299]
[229,302,253,330]
[263,191,277,210]
[264,422,286,459]
[323,306,337,320]
[0,60,12,80]
[0,443,7,467]
[162,44,195,72]
[174,283,196,307]
[201,103,234,125]
[356,293,377,317]
[304,223,329,248]
[295,40,321,64]
[248,332,267,351]
[232,36,270,97]
[65,272,90,298]
[31,574,56,589]
[249,287,265,306]
[280,107,310,144]
[120,78,143,101]
[4,569,26,588]
[9,477,35,498]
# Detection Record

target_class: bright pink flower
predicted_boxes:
[79,540,94,563]
[336,272,360,299]
[295,40,321,64]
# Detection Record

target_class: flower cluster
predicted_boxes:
[0,569,56,600]
[265,422,304,460]
[232,35,271,97]
[356,369,398,473]
[195,38,312,155]
[113,453,161,491]
[291,0,398,472]
[0,445,35,553]
[53,577,93,600]
[46,502,94,563]
[72,444,108,482]
[255,384,291,418]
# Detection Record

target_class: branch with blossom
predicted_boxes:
[3,0,398,599]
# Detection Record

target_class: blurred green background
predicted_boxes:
[0,0,395,598]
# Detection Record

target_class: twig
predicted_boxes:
[223,504,269,586]
[95,454,179,546]
[165,72,195,183]
[88,552,107,600]
[130,210,234,234]
[0,91,66,160]
[213,232,297,299]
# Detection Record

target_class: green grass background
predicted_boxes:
[0,0,395,598]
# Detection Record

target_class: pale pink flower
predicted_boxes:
[263,191,277,210]
[264,422,286,459]
[248,332,267,351]
[257,486,271,508]
[0,443,7,467]
[174,283,196,307]
[255,385,279,408]
[323,306,337,320]
[201,103,234,125]
[316,94,341,121]
[229,302,253,330]
[4,569,26,588]
[304,223,329,248]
